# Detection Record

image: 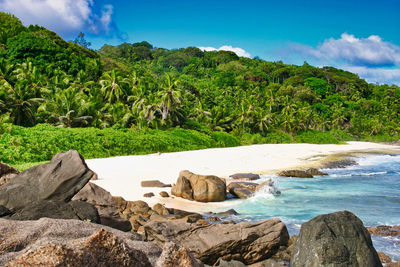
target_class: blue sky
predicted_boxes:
[1,0,399,84]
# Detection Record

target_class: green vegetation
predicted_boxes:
[1,12,399,166]
[0,123,240,166]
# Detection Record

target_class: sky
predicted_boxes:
[1,0,400,85]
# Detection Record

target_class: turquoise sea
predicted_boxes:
[208,154,400,261]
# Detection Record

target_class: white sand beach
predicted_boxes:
[87,141,399,211]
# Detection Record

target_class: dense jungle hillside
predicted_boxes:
[1,12,399,167]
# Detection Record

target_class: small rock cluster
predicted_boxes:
[277,168,328,178]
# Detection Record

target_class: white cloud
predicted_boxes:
[198,45,251,58]
[0,0,114,36]
[293,33,400,67]
[343,66,400,85]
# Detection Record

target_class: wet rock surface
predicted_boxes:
[367,225,400,237]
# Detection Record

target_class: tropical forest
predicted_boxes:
[1,12,399,169]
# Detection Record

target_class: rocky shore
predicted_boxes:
[0,150,398,266]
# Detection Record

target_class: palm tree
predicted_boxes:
[38,85,92,127]
[99,69,126,104]
[158,74,183,125]
[1,79,44,126]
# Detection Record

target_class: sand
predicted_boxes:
[87,141,399,211]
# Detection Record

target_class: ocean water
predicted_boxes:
[209,154,400,261]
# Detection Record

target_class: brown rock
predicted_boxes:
[153,203,170,216]
[0,217,161,266]
[144,218,289,265]
[227,182,258,199]
[387,263,400,267]
[141,180,171,188]
[156,242,204,267]
[126,201,151,216]
[143,192,155,198]
[171,175,193,200]
[305,168,328,176]
[196,219,209,226]
[277,170,313,178]
[229,173,260,181]
[172,170,226,202]
[367,225,400,236]
[378,252,392,263]
[159,191,169,197]
[90,172,99,180]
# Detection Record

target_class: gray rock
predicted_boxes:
[0,150,94,210]
[9,200,100,223]
[216,209,238,216]
[0,217,160,266]
[72,182,132,232]
[290,210,382,267]
[229,173,260,181]
[145,218,289,265]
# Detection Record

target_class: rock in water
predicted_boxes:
[171,170,226,202]
[0,217,161,266]
[145,218,289,265]
[0,150,94,210]
[277,170,313,178]
[306,168,328,176]
[290,210,382,267]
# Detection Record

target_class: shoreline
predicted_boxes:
[88,141,400,212]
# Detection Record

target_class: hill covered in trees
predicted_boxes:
[0,12,399,166]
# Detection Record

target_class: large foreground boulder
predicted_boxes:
[7,200,100,223]
[145,218,289,265]
[0,217,160,266]
[0,150,94,210]
[73,182,132,231]
[171,170,226,202]
[290,210,382,267]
